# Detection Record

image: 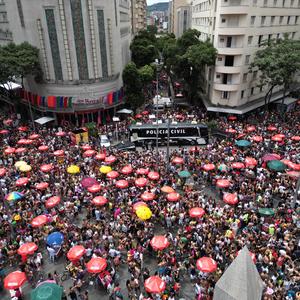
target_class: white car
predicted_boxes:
[100,135,110,147]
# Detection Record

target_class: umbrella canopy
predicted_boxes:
[148,171,160,180]
[189,207,205,218]
[150,236,170,251]
[67,245,86,261]
[223,193,238,205]
[5,192,24,202]
[16,177,29,187]
[213,246,264,300]
[121,165,133,175]
[141,192,155,201]
[136,168,149,175]
[262,153,281,162]
[133,201,148,211]
[267,125,277,131]
[136,206,152,221]
[172,157,184,164]
[104,155,117,164]
[31,282,63,300]
[18,242,38,256]
[87,184,101,193]
[28,134,40,140]
[18,126,28,132]
[178,170,191,178]
[258,208,275,216]
[36,182,49,190]
[81,177,98,188]
[291,135,300,141]
[55,131,66,137]
[40,164,54,173]
[166,192,180,202]
[196,257,217,273]
[4,271,27,290]
[0,129,9,134]
[246,126,256,132]
[53,150,64,157]
[228,116,237,121]
[267,160,287,172]
[38,145,49,152]
[251,135,263,142]
[99,165,112,174]
[245,157,257,167]
[115,180,129,189]
[235,140,251,147]
[216,179,231,188]
[86,257,107,273]
[135,177,148,187]
[67,165,80,174]
[19,164,32,172]
[95,153,106,160]
[4,147,16,155]
[92,196,108,206]
[31,215,48,227]
[161,186,175,193]
[81,145,92,151]
[203,164,215,171]
[15,147,27,154]
[0,167,6,177]
[47,232,64,246]
[226,128,237,134]
[106,171,119,179]
[46,196,61,209]
[231,162,245,169]
[286,171,300,178]
[15,161,27,168]
[83,150,96,157]
[271,135,283,142]
[144,276,166,294]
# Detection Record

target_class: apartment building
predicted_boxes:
[192,0,300,112]
[131,0,147,35]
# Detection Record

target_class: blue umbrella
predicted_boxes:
[235,140,251,147]
[46,232,64,246]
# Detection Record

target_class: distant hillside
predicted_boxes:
[147,2,169,12]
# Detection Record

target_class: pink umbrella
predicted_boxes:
[136,168,149,175]
[105,155,116,164]
[121,165,133,175]
[31,215,48,227]
[141,192,155,201]
[95,153,106,160]
[148,171,160,180]
[228,115,237,121]
[291,136,300,141]
[189,207,205,218]
[252,135,263,142]
[288,163,300,171]
[231,162,245,169]
[150,236,170,251]
[286,171,300,178]
[4,147,16,155]
[245,157,257,167]
[0,168,6,177]
[203,164,215,171]
[106,171,119,179]
[172,157,184,164]
[246,126,256,132]
[40,164,54,173]
[81,145,92,151]
[92,196,108,206]
[16,177,29,187]
[144,276,166,294]
[272,135,283,142]
[55,131,66,137]
[38,145,49,152]
[267,125,277,131]
[87,184,101,193]
[135,177,148,187]
[196,257,217,273]
[223,193,238,205]
[35,182,49,190]
[226,128,237,134]
[166,192,180,202]
[18,242,38,256]
[46,196,61,209]
[262,153,281,162]
[15,148,27,154]
[81,177,98,188]
[0,129,9,134]
[28,134,40,140]
[115,180,129,189]
[53,150,64,157]
[133,201,148,211]
[18,126,28,132]
[216,179,231,188]
[83,150,96,157]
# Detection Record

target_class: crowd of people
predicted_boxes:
[0,101,299,300]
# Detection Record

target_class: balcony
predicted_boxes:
[215,65,242,73]
[213,83,239,91]
[217,46,244,55]
[218,27,247,35]
[221,0,249,6]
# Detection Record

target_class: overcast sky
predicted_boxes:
[147,0,168,5]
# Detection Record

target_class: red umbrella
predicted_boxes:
[17,139,33,145]
[121,165,133,175]
[3,119,13,126]
[246,126,256,132]
[81,177,97,188]
[28,134,40,140]
[231,162,245,169]
[237,133,246,140]
[226,128,237,134]
[135,114,142,119]
[228,116,237,121]
[272,135,283,142]
[135,177,148,188]
[136,168,149,175]
[105,155,116,164]
[15,148,27,154]
[46,196,61,208]
[202,164,215,171]
[262,153,281,162]
[67,245,86,261]
[0,168,6,177]
[223,193,238,205]
[144,276,166,294]
[189,146,199,153]
[237,250,256,263]
[172,157,184,164]
[83,150,96,157]
[141,192,155,201]
[40,164,53,172]
[4,147,16,155]
[55,131,66,137]
[18,126,28,132]
[81,145,92,151]
[196,257,217,273]
[53,150,64,157]
[36,182,49,190]
[166,192,180,202]
[148,171,160,180]
[115,180,129,189]
[216,179,231,188]
[18,242,38,256]
[245,157,257,167]
[106,171,119,179]
[0,129,9,134]
[92,196,108,206]
[150,236,170,251]
[286,171,300,178]
[252,135,263,142]
[281,159,292,166]
[38,145,49,152]
[95,153,106,160]
[133,201,148,211]
[31,215,48,227]
[288,163,300,171]
[16,177,29,187]
[189,207,205,218]
[142,111,149,115]
[277,133,285,139]
[4,271,27,290]
[86,257,107,273]
[291,136,300,141]
[267,125,277,131]
[87,184,101,193]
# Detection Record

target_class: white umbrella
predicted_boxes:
[117,109,133,114]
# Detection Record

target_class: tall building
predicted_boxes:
[192,0,300,113]
[169,0,192,37]
[131,0,147,34]
[0,0,132,124]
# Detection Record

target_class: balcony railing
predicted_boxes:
[221,0,249,6]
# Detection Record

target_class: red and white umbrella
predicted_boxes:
[115,180,129,189]
[166,192,180,202]
[223,193,238,205]
[38,145,49,152]
[86,257,107,273]
[28,134,40,140]
[15,148,27,154]
[288,163,300,171]
[31,215,48,227]
[148,171,160,180]
[141,192,155,201]
[121,165,133,175]
[105,155,116,164]
[216,179,231,188]
[245,157,257,167]
[133,201,148,211]
[53,150,64,157]
[203,164,215,171]
[267,125,277,131]
[55,131,66,137]
[135,177,148,188]
[0,129,9,134]
[4,147,16,155]
[291,136,300,141]
[196,257,217,273]
[172,157,184,164]
[272,135,283,142]
[231,162,245,169]
[67,245,86,261]
[150,236,170,251]
[189,207,205,218]
[228,116,237,121]
[226,128,237,134]
[0,168,6,177]
[277,133,285,139]
[106,171,119,179]
[46,196,61,209]
[251,135,263,142]
[286,171,300,178]
[87,184,101,193]
[246,126,256,132]
[95,153,106,160]
[35,182,49,190]
[18,126,28,132]
[83,150,96,157]
[40,164,53,172]
[18,242,38,256]
[81,145,92,151]
[92,196,108,206]
[4,271,27,290]
[16,177,29,187]
[136,168,149,175]
[144,276,166,294]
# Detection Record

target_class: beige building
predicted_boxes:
[192,0,300,113]
[131,0,147,34]
[169,0,192,37]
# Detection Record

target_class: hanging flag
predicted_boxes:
[37,95,42,106]
[108,93,113,105]
[47,96,56,108]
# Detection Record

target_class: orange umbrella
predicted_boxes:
[36,182,49,190]
[121,165,133,175]
[144,276,166,294]
[161,186,174,193]
[106,171,119,179]
[115,180,129,189]
[67,245,86,261]
[92,196,108,206]
[16,177,29,187]
[172,157,184,164]
[87,184,101,193]
[31,215,48,227]
[17,242,38,256]
[216,179,231,188]
[203,164,215,171]
[189,207,205,218]
[46,196,61,209]
[136,168,149,175]
[196,257,217,273]
[223,193,238,205]
[148,171,160,180]
[38,145,49,152]
[4,271,27,290]
[135,177,148,188]
[150,236,170,251]
[231,162,245,169]
[86,257,107,273]
[40,164,54,172]
[166,192,180,202]
[141,192,155,201]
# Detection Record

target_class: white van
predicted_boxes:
[153,95,172,108]
[100,135,110,147]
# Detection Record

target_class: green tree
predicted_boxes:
[250,37,300,110]
[138,65,154,84]
[176,29,201,55]
[147,25,158,35]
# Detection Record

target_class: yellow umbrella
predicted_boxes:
[99,165,112,174]
[14,161,27,169]
[136,206,152,221]
[13,214,21,221]
[67,165,80,174]
[19,164,32,172]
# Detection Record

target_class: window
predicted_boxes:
[274,0,277,5]
[258,35,263,46]
[248,36,253,44]
[251,16,256,25]
[271,16,275,25]
[253,71,258,79]
[221,18,226,23]
[277,33,280,39]
[291,32,296,39]
[287,16,290,24]
[260,86,263,92]
[245,55,250,64]
[224,55,234,66]
[216,74,221,78]
[221,91,230,99]
[243,73,248,82]
[220,38,225,42]
[291,0,294,6]
[241,90,245,98]
[218,57,222,61]
[226,36,232,47]
[264,0,268,5]
[283,0,285,6]
[251,87,254,95]
[261,16,266,25]
[280,16,284,24]
[295,16,298,24]
[268,34,272,43]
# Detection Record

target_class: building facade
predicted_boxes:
[192,0,300,110]
[131,0,147,34]
[169,0,192,37]
[0,0,132,124]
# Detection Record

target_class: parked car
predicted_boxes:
[100,135,110,147]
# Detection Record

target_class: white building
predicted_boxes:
[131,0,147,34]
[0,0,132,123]
[192,0,300,113]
